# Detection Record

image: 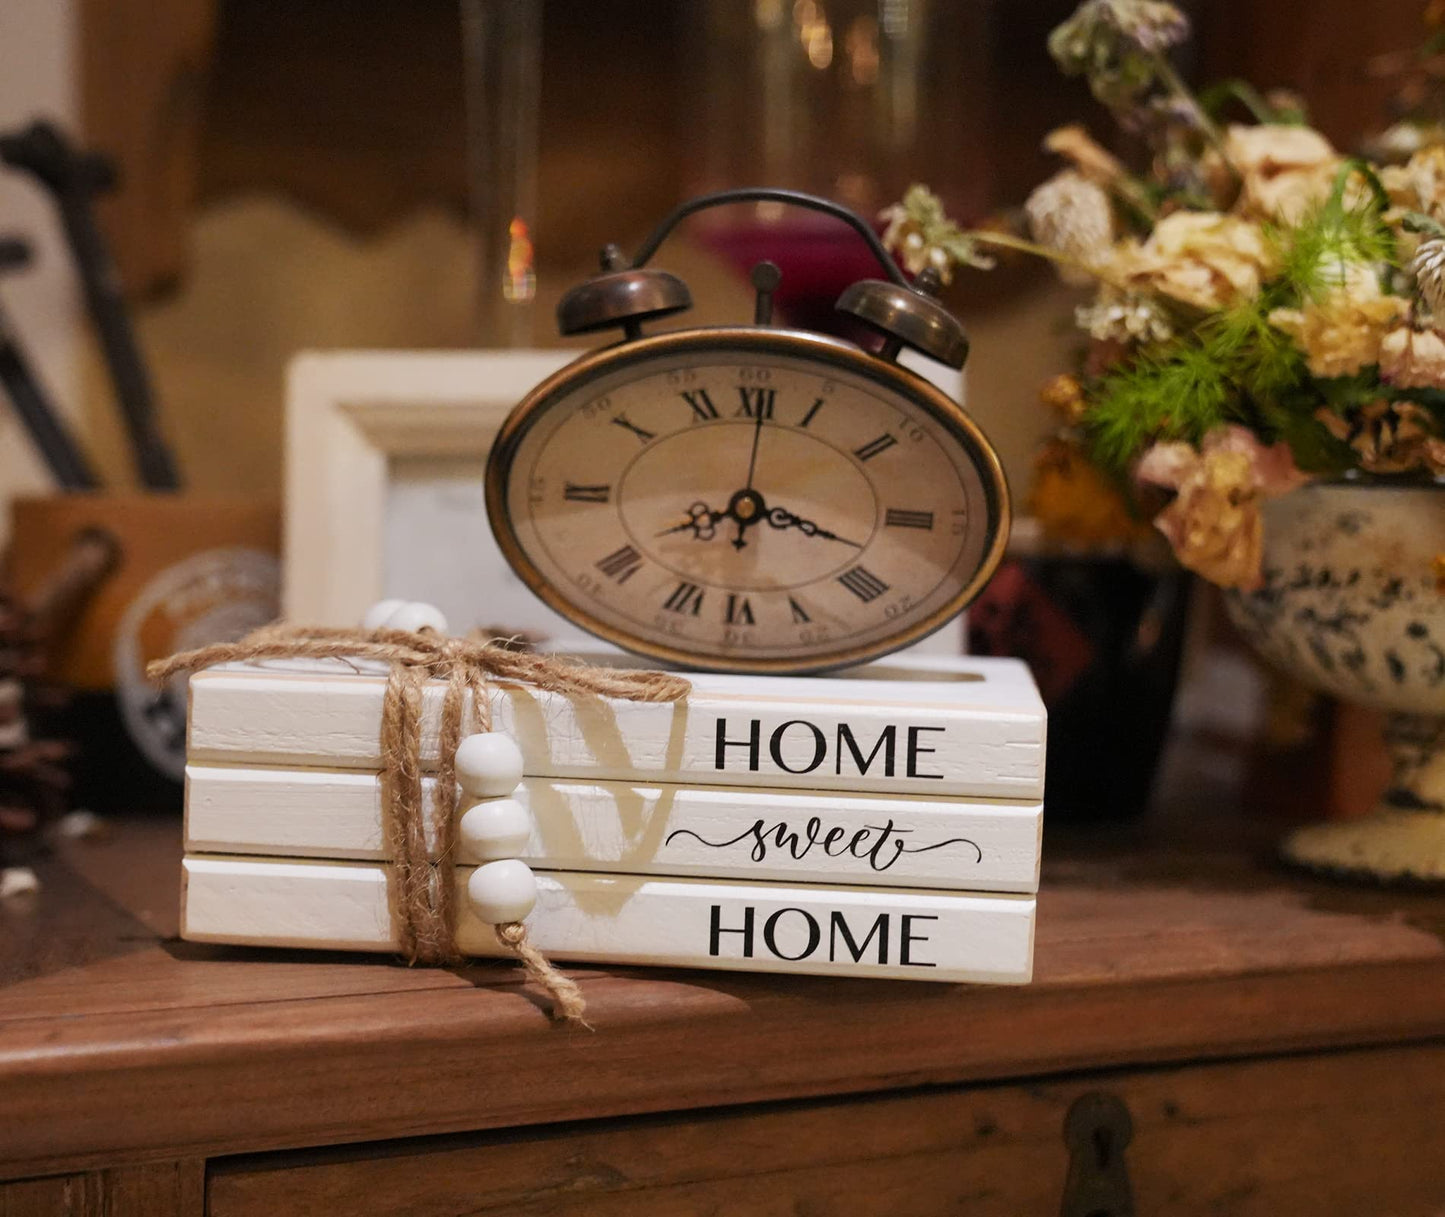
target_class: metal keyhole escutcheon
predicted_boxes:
[1060,1092,1135,1217]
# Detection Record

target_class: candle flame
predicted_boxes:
[504,217,536,302]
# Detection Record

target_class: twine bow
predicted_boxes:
[150,624,691,1023]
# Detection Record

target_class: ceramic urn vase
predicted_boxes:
[1225,481,1445,882]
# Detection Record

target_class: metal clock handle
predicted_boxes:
[626,186,910,286]
[627,186,968,370]
[556,186,969,368]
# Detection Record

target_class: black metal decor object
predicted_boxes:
[968,556,1191,822]
[0,120,181,490]
[0,236,99,490]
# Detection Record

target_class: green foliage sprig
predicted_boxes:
[1270,161,1395,301]
[1086,343,1230,471]
[1084,296,1297,469]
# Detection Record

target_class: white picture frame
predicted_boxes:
[284,349,576,634]
[283,347,968,655]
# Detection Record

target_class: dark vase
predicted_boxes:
[968,556,1191,822]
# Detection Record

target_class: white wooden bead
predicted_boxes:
[362,599,407,630]
[454,732,524,797]
[467,858,537,923]
[459,797,532,861]
[384,601,448,634]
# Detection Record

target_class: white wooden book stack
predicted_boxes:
[180,637,1046,985]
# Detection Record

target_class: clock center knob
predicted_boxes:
[729,489,765,522]
[618,420,879,593]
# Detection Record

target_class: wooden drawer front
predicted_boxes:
[0,1163,202,1216]
[208,1041,1445,1217]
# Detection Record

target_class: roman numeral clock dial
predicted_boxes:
[486,328,1008,673]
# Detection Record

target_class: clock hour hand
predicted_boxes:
[655,501,722,541]
[765,505,863,547]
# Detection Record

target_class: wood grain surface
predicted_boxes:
[3,741,1445,1182]
[207,1043,1445,1217]
[0,1162,202,1217]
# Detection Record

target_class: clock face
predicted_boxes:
[486,328,1008,672]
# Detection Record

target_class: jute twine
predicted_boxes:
[149,623,691,1024]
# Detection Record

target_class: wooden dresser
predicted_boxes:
[3,738,1445,1216]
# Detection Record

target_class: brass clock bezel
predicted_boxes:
[484,326,1011,674]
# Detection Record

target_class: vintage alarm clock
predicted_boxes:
[485,188,1009,673]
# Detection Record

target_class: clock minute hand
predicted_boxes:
[743,390,766,492]
[765,505,863,547]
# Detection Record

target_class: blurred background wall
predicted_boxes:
[0,0,80,540]
[0,0,1430,522]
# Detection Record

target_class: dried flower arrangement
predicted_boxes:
[882,0,1445,590]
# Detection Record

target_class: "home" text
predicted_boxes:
[713,718,945,779]
[708,904,937,966]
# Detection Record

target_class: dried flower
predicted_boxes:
[1114,210,1275,310]
[1380,146,1445,222]
[1317,400,1445,475]
[1264,89,1308,122]
[1049,1,1190,109]
[1024,170,1115,283]
[1136,425,1310,590]
[1076,290,1174,344]
[1379,326,1445,388]
[1413,237,1445,314]
[1030,437,1154,547]
[1267,269,1410,378]
[1040,374,1088,424]
[1225,123,1341,223]
[1111,0,1190,53]
[879,184,994,284]
[1364,122,1445,166]
[1084,337,1133,378]
[1043,125,1128,187]
[1145,94,1202,133]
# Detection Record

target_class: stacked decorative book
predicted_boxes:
[180,653,1045,984]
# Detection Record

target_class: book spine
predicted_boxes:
[186,673,1046,799]
[185,766,1042,892]
[180,856,1035,984]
